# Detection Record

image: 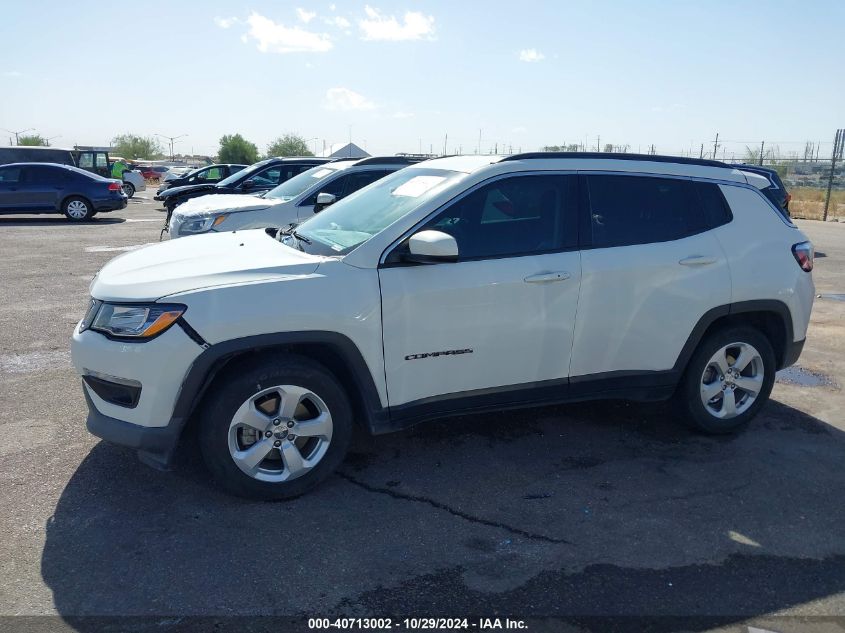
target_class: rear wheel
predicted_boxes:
[675,326,775,434]
[122,182,135,198]
[198,355,353,500]
[62,196,94,221]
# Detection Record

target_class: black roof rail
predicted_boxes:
[500,152,731,169]
[353,156,428,166]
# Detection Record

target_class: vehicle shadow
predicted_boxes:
[0,216,126,226]
[41,399,845,630]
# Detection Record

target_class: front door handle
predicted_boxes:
[679,256,717,267]
[524,271,571,283]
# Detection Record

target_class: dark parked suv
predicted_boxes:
[0,163,127,221]
[154,157,330,213]
[735,164,791,215]
[155,163,247,195]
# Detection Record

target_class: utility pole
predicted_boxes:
[823,129,845,221]
[759,141,765,166]
[699,143,704,159]
[712,132,719,160]
[477,129,482,155]
[2,127,34,145]
[443,132,448,156]
[155,133,187,161]
[596,135,600,152]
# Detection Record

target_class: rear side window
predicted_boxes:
[26,166,64,184]
[694,181,732,228]
[0,166,22,183]
[586,175,706,248]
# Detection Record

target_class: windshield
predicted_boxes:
[289,168,465,256]
[216,160,269,187]
[264,165,339,201]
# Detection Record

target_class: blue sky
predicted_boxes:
[1,1,843,158]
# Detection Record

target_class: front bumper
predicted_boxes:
[84,389,184,469]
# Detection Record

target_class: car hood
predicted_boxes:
[175,193,284,217]
[158,183,219,199]
[90,229,324,302]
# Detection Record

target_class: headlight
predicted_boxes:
[81,301,186,339]
[179,214,228,234]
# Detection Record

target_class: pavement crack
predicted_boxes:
[337,471,573,545]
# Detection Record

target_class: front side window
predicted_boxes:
[419,174,577,260]
[299,173,349,206]
[251,167,283,187]
[586,175,706,248]
[77,153,94,170]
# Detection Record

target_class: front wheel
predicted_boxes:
[198,355,353,500]
[62,196,94,221]
[675,326,776,434]
[122,182,135,198]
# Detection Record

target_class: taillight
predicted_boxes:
[792,241,813,272]
[107,182,122,192]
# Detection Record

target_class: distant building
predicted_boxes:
[318,142,370,159]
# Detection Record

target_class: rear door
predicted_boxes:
[0,166,25,210]
[22,165,64,210]
[569,173,731,388]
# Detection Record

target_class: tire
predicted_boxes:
[675,326,776,434]
[122,182,135,198]
[62,196,94,221]
[198,354,353,500]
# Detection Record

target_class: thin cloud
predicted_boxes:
[325,15,351,29]
[393,111,414,119]
[358,6,435,41]
[214,16,239,29]
[2,70,23,77]
[518,48,545,62]
[296,8,316,23]
[323,87,376,111]
[244,12,332,53]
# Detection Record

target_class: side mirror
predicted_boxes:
[313,192,337,213]
[403,230,459,264]
[242,179,255,189]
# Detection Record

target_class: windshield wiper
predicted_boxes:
[292,230,311,244]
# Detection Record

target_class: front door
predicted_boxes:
[0,165,30,210]
[379,173,582,411]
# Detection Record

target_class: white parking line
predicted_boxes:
[85,244,153,252]
[124,218,161,223]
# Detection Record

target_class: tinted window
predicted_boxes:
[25,165,63,184]
[586,175,706,248]
[344,170,390,196]
[0,167,22,183]
[301,173,349,206]
[694,181,732,228]
[251,167,283,187]
[421,175,576,260]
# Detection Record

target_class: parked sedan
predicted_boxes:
[0,163,127,221]
[138,165,170,182]
[154,157,330,213]
[155,163,246,195]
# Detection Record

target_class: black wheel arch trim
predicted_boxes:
[673,299,795,374]
[170,331,387,435]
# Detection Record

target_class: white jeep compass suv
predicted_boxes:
[71,153,815,499]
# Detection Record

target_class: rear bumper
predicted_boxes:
[84,389,184,470]
[781,338,805,370]
[93,198,127,212]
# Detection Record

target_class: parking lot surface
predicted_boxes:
[1,194,844,630]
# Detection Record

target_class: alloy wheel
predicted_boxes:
[227,385,333,482]
[699,342,764,419]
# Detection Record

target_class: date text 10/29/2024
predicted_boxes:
[308,618,528,630]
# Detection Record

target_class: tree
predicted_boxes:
[111,134,163,160]
[17,134,48,146]
[219,134,259,164]
[267,133,314,157]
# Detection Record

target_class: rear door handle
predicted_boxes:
[524,271,571,283]
[679,256,717,267]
